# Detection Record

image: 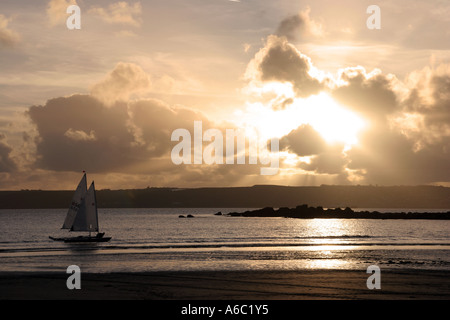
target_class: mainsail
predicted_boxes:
[62,173,87,229]
[71,182,99,232]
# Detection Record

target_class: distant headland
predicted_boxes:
[224,204,450,220]
[0,185,449,209]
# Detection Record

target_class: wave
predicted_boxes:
[0,235,374,248]
[296,235,372,239]
[2,241,450,255]
[0,240,43,244]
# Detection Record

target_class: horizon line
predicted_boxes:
[1,184,449,192]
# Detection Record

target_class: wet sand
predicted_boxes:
[1,269,449,300]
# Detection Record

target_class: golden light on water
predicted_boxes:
[296,218,357,269]
[304,259,351,270]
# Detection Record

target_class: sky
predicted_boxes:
[0,0,449,190]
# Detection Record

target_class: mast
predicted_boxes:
[93,181,99,233]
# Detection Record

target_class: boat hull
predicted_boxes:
[49,236,112,243]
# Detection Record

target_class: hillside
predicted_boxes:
[0,185,449,209]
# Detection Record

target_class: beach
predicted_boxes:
[1,269,449,300]
[2,209,450,302]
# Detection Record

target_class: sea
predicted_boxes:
[1,208,450,273]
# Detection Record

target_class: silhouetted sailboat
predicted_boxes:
[49,173,111,243]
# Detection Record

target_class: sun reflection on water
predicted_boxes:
[301,219,352,244]
[295,219,357,269]
[304,259,351,270]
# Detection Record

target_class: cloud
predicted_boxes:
[246,35,324,97]
[0,14,20,47]
[392,65,450,151]
[404,66,450,127]
[22,56,278,187]
[347,125,429,185]
[279,125,347,176]
[26,91,211,174]
[0,136,17,172]
[331,67,398,120]
[280,124,327,156]
[299,144,347,175]
[90,62,151,106]
[343,63,450,185]
[7,9,450,189]
[330,64,450,185]
[89,2,142,27]
[428,75,450,126]
[27,95,134,172]
[46,0,77,27]
[248,24,450,186]
[64,129,97,141]
[127,98,212,157]
[276,7,325,42]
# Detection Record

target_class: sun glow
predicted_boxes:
[234,92,367,147]
[303,93,367,146]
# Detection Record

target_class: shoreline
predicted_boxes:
[1,269,449,300]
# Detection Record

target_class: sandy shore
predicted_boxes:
[1,269,449,300]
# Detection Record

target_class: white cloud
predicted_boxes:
[64,129,97,141]
[90,62,151,106]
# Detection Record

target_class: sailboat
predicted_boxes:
[49,173,111,243]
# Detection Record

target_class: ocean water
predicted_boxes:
[1,208,450,273]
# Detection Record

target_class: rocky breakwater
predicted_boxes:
[225,205,450,219]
